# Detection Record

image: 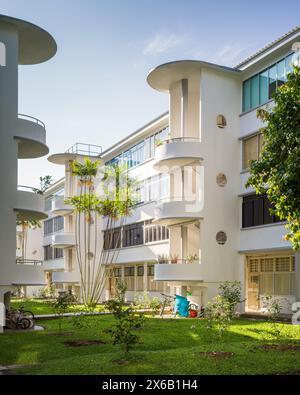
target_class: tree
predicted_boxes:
[66,159,138,306]
[106,280,144,358]
[246,66,300,249]
[32,175,53,195]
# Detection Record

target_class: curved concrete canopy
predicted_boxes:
[15,208,48,221]
[15,136,49,159]
[48,153,86,165]
[147,60,239,92]
[48,153,102,165]
[0,14,57,64]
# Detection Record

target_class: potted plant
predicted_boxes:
[155,138,163,147]
[170,254,179,264]
[185,254,198,264]
[157,254,169,264]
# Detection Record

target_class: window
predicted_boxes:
[251,75,259,108]
[44,245,63,261]
[44,216,64,235]
[148,265,155,276]
[144,173,169,202]
[268,65,277,99]
[103,227,121,250]
[114,268,122,277]
[44,245,52,261]
[242,133,263,170]
[54,216,64,232]
[123,223,144,247]
[137,266,144,276]
[259,70,269,104]
[248,256,295,296]
[54,248,64,259]
[124,267,134,276]
[145,220,169,243]
[242,53,296,112]
[106,126,169,167]
[242,194,283,228]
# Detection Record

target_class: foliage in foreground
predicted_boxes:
[205,282,243,336]
[1,316,300,375]
[246,65,300,249]
[106,281,145,357]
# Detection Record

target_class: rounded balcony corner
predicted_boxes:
[153,138,203,169]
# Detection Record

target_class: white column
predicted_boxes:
[181,79,188,138]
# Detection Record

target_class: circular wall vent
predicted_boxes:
[216,173,227,187]
[216,114,227,128]
[216,231,227,245]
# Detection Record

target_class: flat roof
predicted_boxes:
[235,25,300,69]
[0,14,57,64]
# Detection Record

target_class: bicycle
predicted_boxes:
[5,307,35,330]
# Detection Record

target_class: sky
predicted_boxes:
[1,0,300,187]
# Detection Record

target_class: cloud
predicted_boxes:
[189,43,251,67]
[143,33,185,55]
[214,44,249,66]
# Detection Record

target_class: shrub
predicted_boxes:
[38,285,56,299]
[261,295,284,339]
[204,295,232,337]
[219,281,243,318]
[51,291,77,335]
[107,281,144,357]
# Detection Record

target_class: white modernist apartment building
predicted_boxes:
[0,14,56,331]
[2,22,300,325]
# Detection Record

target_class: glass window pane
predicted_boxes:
[285,53,294,77]
[243,135,258,169]
[259,273,273,294]
[243,79,251,112]
[274,273,290,295]
[277,59,285,86]
[251,75,259,108]
[259,70,269,104]
[268,65,277,99]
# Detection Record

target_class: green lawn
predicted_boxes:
[10,298,106,315]
[1,316,300,375]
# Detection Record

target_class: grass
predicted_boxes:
[1,316,300,375]
[10,298,107,315]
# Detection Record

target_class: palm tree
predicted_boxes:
[66,159,138,305]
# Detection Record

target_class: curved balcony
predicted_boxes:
[51,232,75,248]
[0,15,57,65]
[154,262,203,282]
[13,260,45,286]
[15,114,48,159]
[153,137,203,169]
[52,271,80,284]
[48,142,102,165]
[15,185,48,221]
[154,197,203,226]
[43,258,65,271]
[51,196,73,215]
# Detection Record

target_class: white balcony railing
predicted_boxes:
[16,258,43,266]
[18,113,46,128]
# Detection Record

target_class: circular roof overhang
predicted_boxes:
[147,60,239,92]
[0,14,57,64]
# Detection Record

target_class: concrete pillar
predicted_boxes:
[181,79,188,138]
[143,262,148,292]
[0,23,19,288]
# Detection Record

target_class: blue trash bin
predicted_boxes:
[174,294,189,317]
